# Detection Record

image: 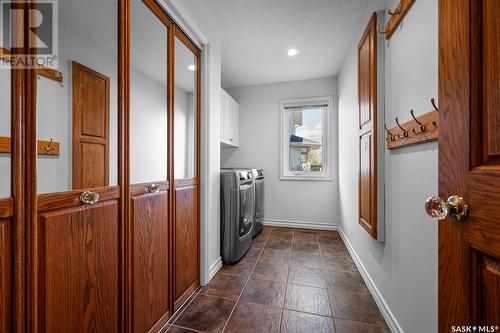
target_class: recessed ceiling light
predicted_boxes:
[187,64,196,71]
[287,48,300,57]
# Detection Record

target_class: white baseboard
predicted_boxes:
[337,227,403,333]
[263,218,338,231]
[207,257,222,284]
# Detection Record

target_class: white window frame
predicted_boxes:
[280,96,333,181]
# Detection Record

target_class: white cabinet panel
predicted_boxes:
[220,88,239,148]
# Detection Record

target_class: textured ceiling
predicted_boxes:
[207,0,369,88]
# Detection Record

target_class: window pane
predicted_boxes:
[36,0,118,194]
[130,0,168,184]
[288,107,325,172]
[174,38,197,180]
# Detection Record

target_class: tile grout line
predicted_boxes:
[220,227,270,333]
[320,232,338,332]
[277,228,294,333]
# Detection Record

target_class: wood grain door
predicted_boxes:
[438,0,500,331]
[358,13,378,240]
[129,1,171,331]
[26,2,123,332]
[72,61,110,190]
[171,28,201,310]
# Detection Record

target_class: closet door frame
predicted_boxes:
[24,1,128,331]
[0,4,27,333]
[126,1,173,332]
[170,26,202,311]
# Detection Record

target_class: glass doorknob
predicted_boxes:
[425,195,469,223]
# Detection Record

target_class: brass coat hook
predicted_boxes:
[385,124,395,142]
[44,138,54,151]
[431,98,439,112]
[410,110,426,134]
[395,117,408,139]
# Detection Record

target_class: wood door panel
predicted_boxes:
[80,73,107,138]
[72,61,110,190]
[482,0,500,162]
[0,219,11,333]
[358,13,378,239]
[79,142,107,188]
[39,200,119,333]
[359,133,373,233]
[439,0,500,330]
[131,190,169,333]
[358,37,372,128]
[174,186,199,305]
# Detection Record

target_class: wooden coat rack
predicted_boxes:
[0,136,60,155]
[0,47,63,82]
[385,99,439,150]
[379,0,416,39]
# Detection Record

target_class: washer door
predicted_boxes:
[239,183,254,237]
[254,179,265,220]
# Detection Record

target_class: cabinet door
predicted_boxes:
[221,90,232,144]
[232,98,239,146]
[358,13,378,239]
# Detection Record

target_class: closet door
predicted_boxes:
[129,1,170,332]
[0,6,13,329]
[172,29,201,310]
[27,1,123,331]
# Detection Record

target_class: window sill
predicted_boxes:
[280,175,333,181]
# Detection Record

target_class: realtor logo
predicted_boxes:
[1,0,58,69]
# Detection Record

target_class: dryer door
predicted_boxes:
[239,182,254,237]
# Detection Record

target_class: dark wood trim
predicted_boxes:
[130,181,169,196]
[174,27,201,57]
[142,0,172,28]
[174,279,199,310]
[174,178,198,188]
[11,4,26,332]
[25,1,39,330]
[118,1,129,332]
[147,310,171,333]
[0,198,14,219]
[167,23,176,319]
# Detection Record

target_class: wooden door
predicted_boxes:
[358,13,378,240]
[439,0,500,331]
[72,61,110,190]
[26,2,123,332]
[172,28,201,310]
[129,0,171,331]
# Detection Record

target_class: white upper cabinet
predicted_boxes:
[220,89,239,147]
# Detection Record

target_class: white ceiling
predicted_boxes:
[206,0,369,88]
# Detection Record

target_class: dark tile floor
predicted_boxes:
[165,227,390,333]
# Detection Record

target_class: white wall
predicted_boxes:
[337,1,438,332]
[36,22,119,194]
[130,68,168,184]
[222,77,338,227]
[0,66,11,198]
[165,0,223,284]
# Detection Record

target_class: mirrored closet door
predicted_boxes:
[173,29,200,310]
[29,1,122,331]
[129,0,171,331]
[0,1,13,329]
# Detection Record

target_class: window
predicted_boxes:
[280,96,333,180]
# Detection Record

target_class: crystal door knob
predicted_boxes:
[425,195,468,222]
